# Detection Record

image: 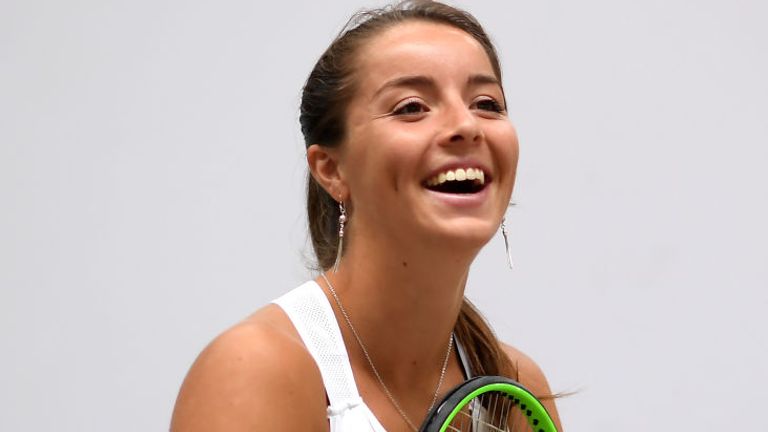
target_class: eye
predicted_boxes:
[392,99,429,116]
[473,97,505,114]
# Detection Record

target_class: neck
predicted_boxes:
[318,228,481,388]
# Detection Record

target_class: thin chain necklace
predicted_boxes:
[320,273,454,432]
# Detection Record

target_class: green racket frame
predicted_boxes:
[419,375,558,432]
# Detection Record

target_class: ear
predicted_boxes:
[306,144,348,201]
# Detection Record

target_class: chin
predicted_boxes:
[425,217,499,250]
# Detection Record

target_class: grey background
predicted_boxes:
[1,0,766,430]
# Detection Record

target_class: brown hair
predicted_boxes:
[300,0,516,381]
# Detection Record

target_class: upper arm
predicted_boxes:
[501,343,564,431]
[170,321,327,432]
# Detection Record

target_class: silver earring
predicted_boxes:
[333,201,347,273]
[500,216,514,270]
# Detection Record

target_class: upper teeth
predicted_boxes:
[426,168,485,187]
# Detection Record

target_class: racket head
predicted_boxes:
[419,375,557,432]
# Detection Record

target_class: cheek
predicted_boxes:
[490,124,520,175]
[345,129,423,199]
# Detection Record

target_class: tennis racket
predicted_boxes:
[419,376,558,432]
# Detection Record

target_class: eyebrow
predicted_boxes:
[371,73,501,101]
[371,75,436,101]
[467,73,501,88]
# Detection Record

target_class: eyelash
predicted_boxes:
[474,98,505,113]
[392,99,427,116]
[391,97,505,116]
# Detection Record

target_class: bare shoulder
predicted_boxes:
[501,343,564,431]
[170,304,327,432]
[500,343,551,397]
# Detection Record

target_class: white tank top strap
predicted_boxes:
[273,281,387,431]
[272,280,360,405]
[455,336,474,379]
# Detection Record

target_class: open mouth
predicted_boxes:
[424,167,488,194]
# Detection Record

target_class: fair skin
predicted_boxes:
[171,21,562,432]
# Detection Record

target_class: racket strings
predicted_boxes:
[444,391,544,432]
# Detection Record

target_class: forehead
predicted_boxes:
[353,21,496,93]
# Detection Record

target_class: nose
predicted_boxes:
[437,99,482,147]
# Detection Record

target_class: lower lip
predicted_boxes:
[424,184,490,208]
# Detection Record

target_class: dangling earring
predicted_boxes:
[501,199,515,270]
[500,217,514,269]
[333,200,347,273]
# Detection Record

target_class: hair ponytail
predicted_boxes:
[455,298,517,379]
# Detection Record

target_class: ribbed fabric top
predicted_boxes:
[273,280,473,431]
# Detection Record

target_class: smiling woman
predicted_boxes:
[170,1,561,431]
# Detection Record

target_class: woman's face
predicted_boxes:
[338,21,519,250]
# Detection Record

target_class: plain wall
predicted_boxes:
[1,0,766,430]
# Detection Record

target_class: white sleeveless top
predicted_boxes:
[273,281,473,432]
